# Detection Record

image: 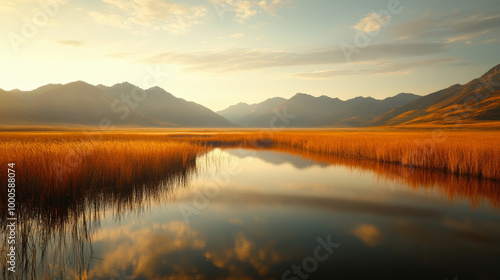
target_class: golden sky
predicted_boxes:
[1,0,500,110]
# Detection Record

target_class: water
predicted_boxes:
[3,148,500,279]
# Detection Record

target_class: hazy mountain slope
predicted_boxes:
[373,64,500,126]
[240,97,287,126]
[0,81,235,127]
[217,102,257,125]
[247,93,421,127]
[0,90,37,125]
[29,81,163,126]
[98,83,234,127]
[249,93,344,127]
[218,97,286,126]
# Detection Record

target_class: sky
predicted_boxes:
[1,0,500,111]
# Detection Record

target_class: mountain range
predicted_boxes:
[0,81,233,128]
[1,64,499,128]
[220,93,421,127]
[220,64,500,127]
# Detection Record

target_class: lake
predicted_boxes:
[2,148,500,280]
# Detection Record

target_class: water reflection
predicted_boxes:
[0,152,200,280]
[1,148,499,279]
[227,148,500,210]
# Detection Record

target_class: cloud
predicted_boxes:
[444,34,479,44]
[0,0,67,14]
[136,42,448,73]
[389,11,500,44]
[230,33,244,39]
[89,221,207,280]
[258,0,292,16]
[89,220,286,279]
[54,40,86,47]
[204,232,283,276]
[291,57,461,79]
[482,38,500,44]
[211,0,292,22]
[352,12,390,33]
[89,0,207,34]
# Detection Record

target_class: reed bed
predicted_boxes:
[0,131,498,199]
[0,133,204,211]
[0,130,498,279]
[175,130,500,180]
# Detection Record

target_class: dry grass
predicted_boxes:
[0,132,204,211]
[176,130,500,180]
[0,130,498,208]
[1,130,498,185]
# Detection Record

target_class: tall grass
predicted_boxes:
[176,130,500,180]
[0,130,498,279]
[0,131,498,201]
[0,134,202,203]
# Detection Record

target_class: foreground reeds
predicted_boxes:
[1,135,202,205]
[0,130,498,279]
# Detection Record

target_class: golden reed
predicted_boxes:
[0,130,498,208]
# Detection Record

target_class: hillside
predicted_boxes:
[373,64,500,126]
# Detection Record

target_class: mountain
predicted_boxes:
[372,64,500,126]
[98,83,235,127]
[3,64,498,129]
[223,92,420,127]
[217,97,286,126]
[0,81,235,128]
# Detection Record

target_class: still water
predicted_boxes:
[4,148,500,279]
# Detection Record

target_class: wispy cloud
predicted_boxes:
[89,0,207,34]
[211,0,293,22]
[258,0,292,16]
[230,33,244,39]
[291,57,461,79]
[389,11,500,44]
[54,40,86,47]
[135,42,448,72]
[482,38,500,44]
[352,12,390,33]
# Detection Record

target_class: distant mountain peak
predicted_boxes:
[66,80,91,87]
[264,97,286,102]
[395,92,413,96]
[117,81,135,87]
[107,81,137,89]
[352,96,375,100]
[480,63,500,80]
[293,93,312,97]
